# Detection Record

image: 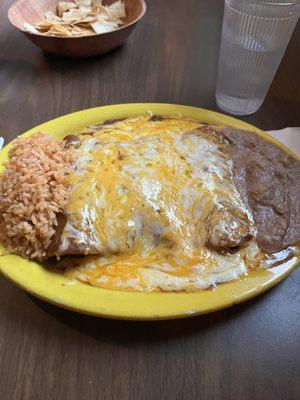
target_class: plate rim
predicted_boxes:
[0,103,299,320]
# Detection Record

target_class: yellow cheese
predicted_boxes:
[61,116,273,292]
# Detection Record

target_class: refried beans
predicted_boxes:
[221,128,300,253]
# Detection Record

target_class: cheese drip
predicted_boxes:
[59,116,267,291]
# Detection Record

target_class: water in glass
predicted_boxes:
[216,0,300,115]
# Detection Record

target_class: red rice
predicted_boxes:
[0,133,75,260]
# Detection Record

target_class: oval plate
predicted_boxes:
[0,103,299,320]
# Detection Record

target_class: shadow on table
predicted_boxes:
[29,288,273,345]
[41,44,127,74]
[231,94,300,131]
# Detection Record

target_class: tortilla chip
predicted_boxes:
[76,15,98,23]
[62,8,90,23]
[26,0,126,37]
[23,22,39,34]
[35,21,57,31]
[107,1,126,19]
[91,20,116,34]
[74,0,92,7]
[44,11,61,22]
[57,2,76,18]
[112,18,123,25]
[71,25,94,36]
[95,5,111,20]
[92,0,103,6]
[48,24,73,36]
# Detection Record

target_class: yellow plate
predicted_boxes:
[0,103,299,320]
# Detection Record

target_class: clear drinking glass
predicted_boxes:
[215,0,300,115]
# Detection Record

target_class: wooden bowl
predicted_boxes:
[8,0,146,57]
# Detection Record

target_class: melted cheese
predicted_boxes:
[60,116,273,292]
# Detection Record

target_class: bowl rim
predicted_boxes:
[8,0,147,39]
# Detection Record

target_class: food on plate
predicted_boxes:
[23,0,126,37]
[0,115,299,292]
[0,134,75,260]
